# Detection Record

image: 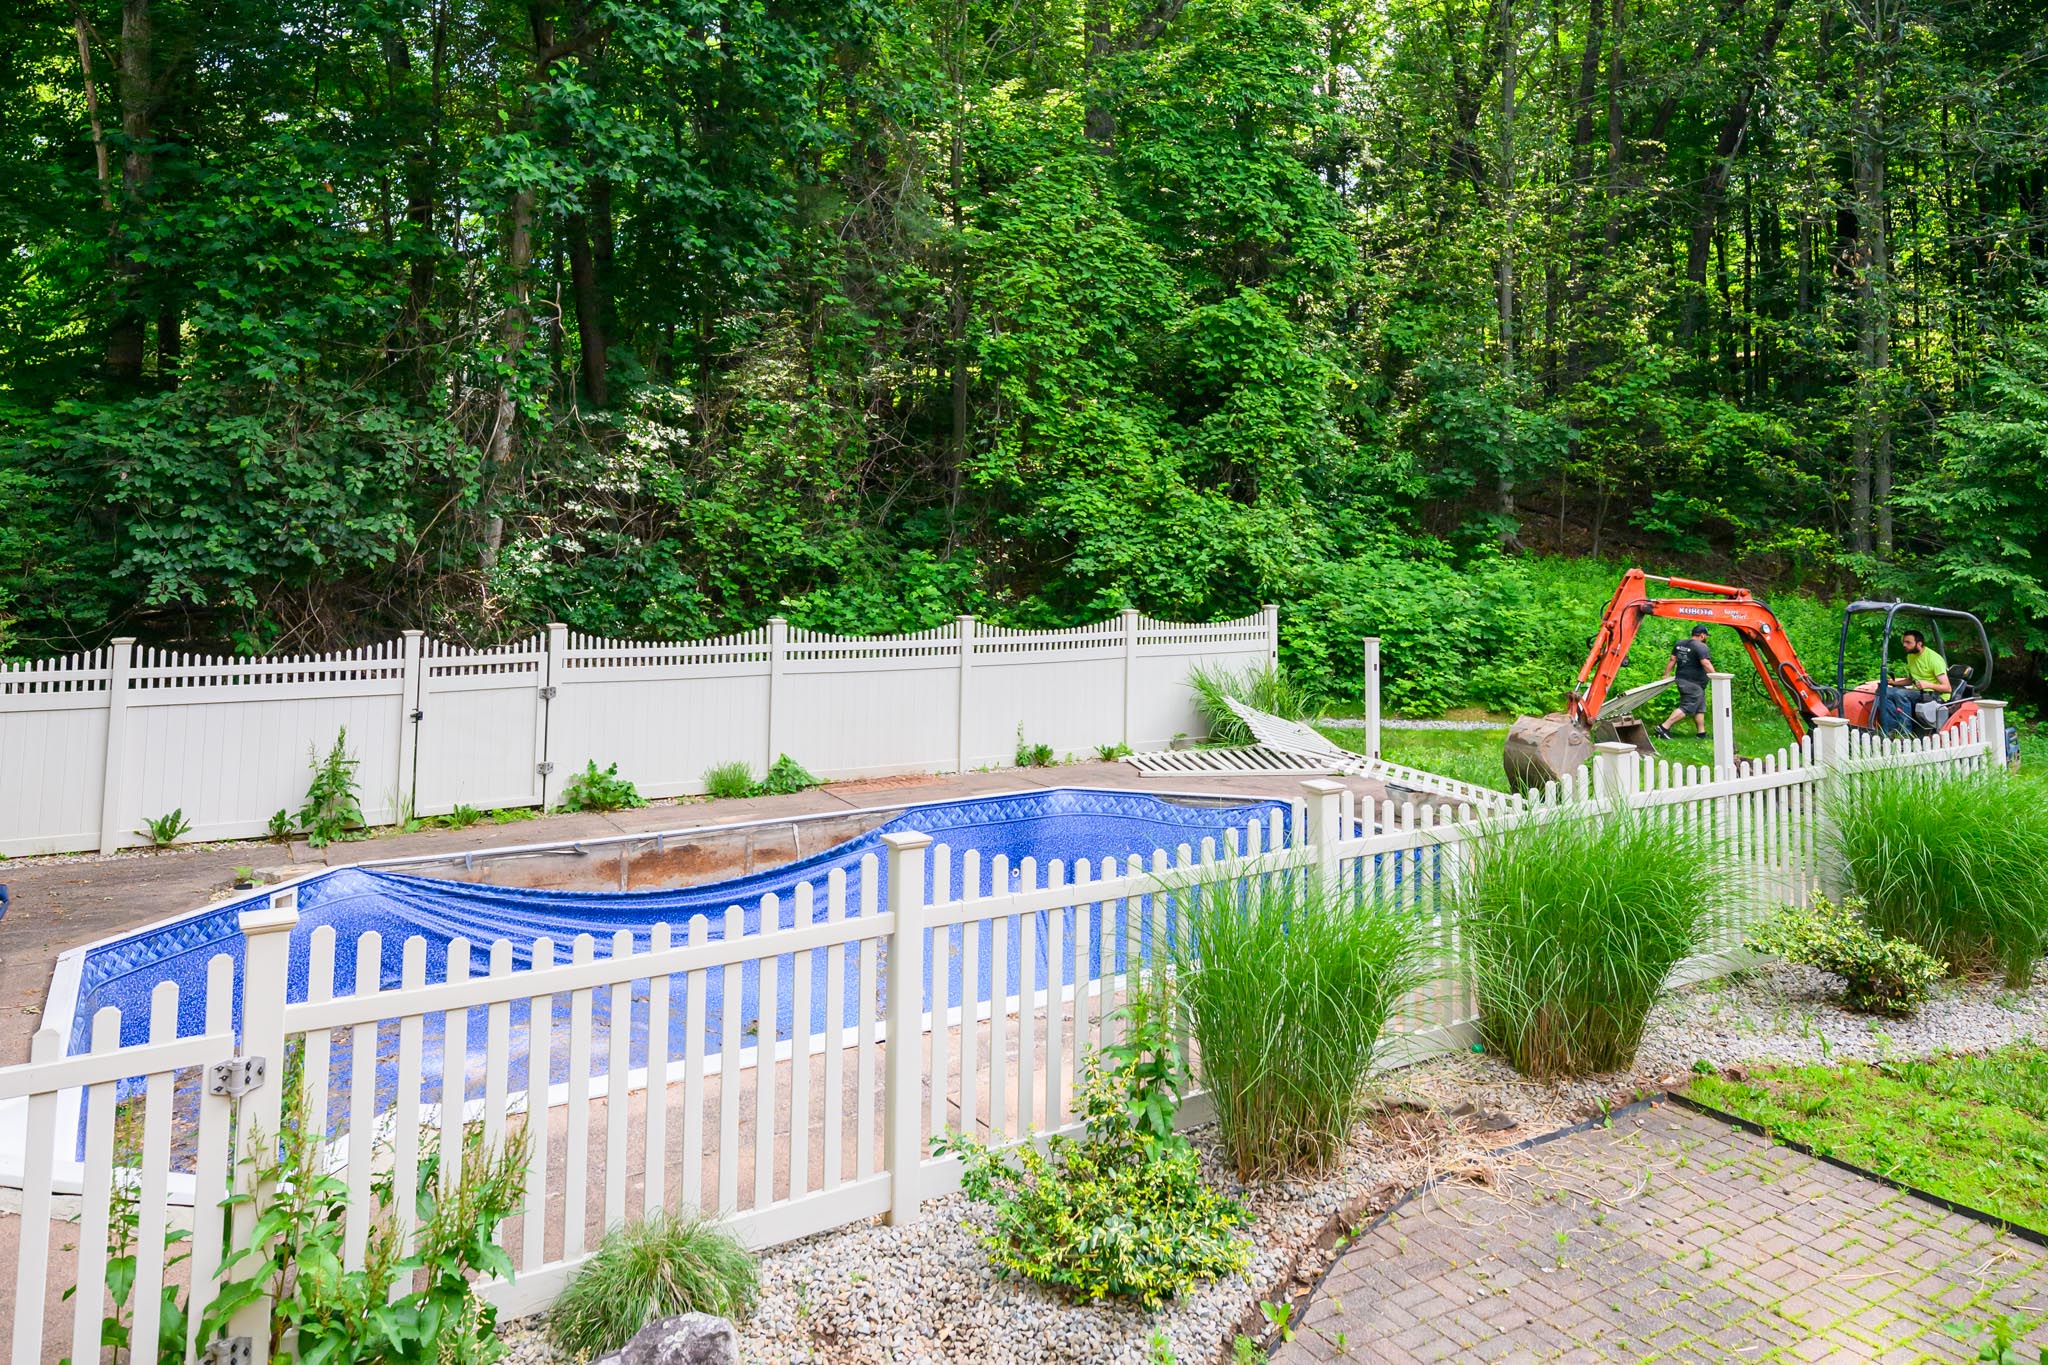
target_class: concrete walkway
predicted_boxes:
[1275,1103,2048,1364]
[0,761,1387,1065]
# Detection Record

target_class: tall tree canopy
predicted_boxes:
[3,0,2046,680]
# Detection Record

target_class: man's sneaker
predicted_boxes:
[1653,725,1672,740]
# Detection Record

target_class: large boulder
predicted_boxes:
[607,1314,739,1365]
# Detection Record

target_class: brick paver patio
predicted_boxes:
[1277,1103,2048,1364]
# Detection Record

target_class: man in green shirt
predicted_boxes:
[1877,629,1951,734]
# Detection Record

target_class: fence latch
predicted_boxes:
[207,1056,265,1098]
[536,761,555,777]
[538,686,558,701]
[203,1337,253,1365]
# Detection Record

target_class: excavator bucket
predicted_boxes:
[1503,713,1591,791]
[1504,712,1659,791]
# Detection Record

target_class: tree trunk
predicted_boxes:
[1851,0,1892,558]
[1495,0,1520,547]
[106,0,154,385]
[1679,0,1791,340]
[566,209,608,408]
[70,2,112,211]
[1084,0,1114,146]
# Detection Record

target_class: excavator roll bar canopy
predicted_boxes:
[1832,601,1993,701]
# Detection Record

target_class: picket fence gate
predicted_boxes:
[1,707,2006,1365]
[0,608,1279,855]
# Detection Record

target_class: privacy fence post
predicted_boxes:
[1592,741,1639,809]
[1361,637,1382,761]
[1120,608,1140,750]
[1708,672,1735,774]
[880,830,931,1226]
[229,886,300,1361]
[1263,604,1280,669]
[540,622,569,808]
[96,638,136,853]
[1977,698,2009,769]
[1302,778,1344,892]
[765,616,788,772]
[956,615,975,773]
[397,630,425,815]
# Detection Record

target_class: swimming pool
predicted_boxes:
[63,788,1287,1130]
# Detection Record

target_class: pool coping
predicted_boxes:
[6,783,1298,1196]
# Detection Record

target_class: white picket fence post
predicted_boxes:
[229,887,300,1362]
[1708,671,1736,774]
[1361,636,1382,761]
[1810,716,1851,899]
[96,637,136,852]
[1978,698,2009,769]
[881,830,931,1226]
[1591,740,1640,806]
[1302,778,1345,891]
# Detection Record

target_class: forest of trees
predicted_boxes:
[4,0,2047,693]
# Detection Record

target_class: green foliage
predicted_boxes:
[442,804,484,829]
[935,1016,1249,1307]
[267,809,294,842]
[759,754,820,795]
[202,1110,528,1365]
[1686,1044,2048,1236]
[557,761,648,814]
[546,1213,758,1357]
[1187,662,1321,744]
[703,761,758,800]
[1745,893,1946,1016]
[1829,765,2048,987]
[1170,870,1433,1178]
[1096,742,1134,762]
[297,731,364,848]
[1455,810,1736,1078]
[137,809,192,848]
[1014,726,1057,768]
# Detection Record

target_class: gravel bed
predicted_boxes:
[500,963,2048,1365]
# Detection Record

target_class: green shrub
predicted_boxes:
[1829,764,2048,987]
[1745,892,1946,1015]
[443,803,484,828]
[546,1212,758,1357]
[558,760,648,813]
[137,808,192,848]
[1188,662,1321,744]
[297,729,364,847]
[759,753,820,794]
[267,808,294,841]
[1014,730,1056,767]
[1455,809,1736,1078]
[935,992,1250,1307]
[703,760,757,799]
[1170,870,1433,1178]
[1095,741,1133,762]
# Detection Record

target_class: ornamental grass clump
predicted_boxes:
[1456,809,1735,1079]
[1745,892,1945,1015]
[1829,764,2048,987]
[1187,662,1322,744]
[1170,872,1434,1179]
[546,1212,758,1356]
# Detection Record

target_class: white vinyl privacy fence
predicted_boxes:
[0,608,1278,855]
[0,709,2006,1365]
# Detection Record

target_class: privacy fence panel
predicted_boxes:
[1,609,1279,853]
[0,707,2006,1364]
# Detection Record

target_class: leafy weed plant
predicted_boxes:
[759,753,820,794]
[546,1212,758,1356]
[137,808,192,848]
[1455,809,1736,1078]
[1169,870,1433,1179]
[1830,764,2048,986]
[557,760,647,813]
[297,729,364,847]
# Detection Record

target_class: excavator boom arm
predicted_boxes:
[1567,570,1833,738]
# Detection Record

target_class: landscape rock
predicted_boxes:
[601,1314,739,1365]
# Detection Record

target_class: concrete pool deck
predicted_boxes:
[0,760,1396,1066]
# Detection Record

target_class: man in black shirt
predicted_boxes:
[1653,625,1713,741]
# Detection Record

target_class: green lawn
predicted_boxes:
[1685,1045,2048,1235]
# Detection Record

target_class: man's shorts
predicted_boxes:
[1674,678,1706,716]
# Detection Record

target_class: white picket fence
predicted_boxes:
[1,709,2005,1365]
[0,608,1277,855]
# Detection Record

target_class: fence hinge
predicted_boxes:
[207,1055,265,1098]
[203,1337,253,1365]
[538,686,559,701]
[536,761,555,777]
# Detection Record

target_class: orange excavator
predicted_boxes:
[1502,569,1998,790]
